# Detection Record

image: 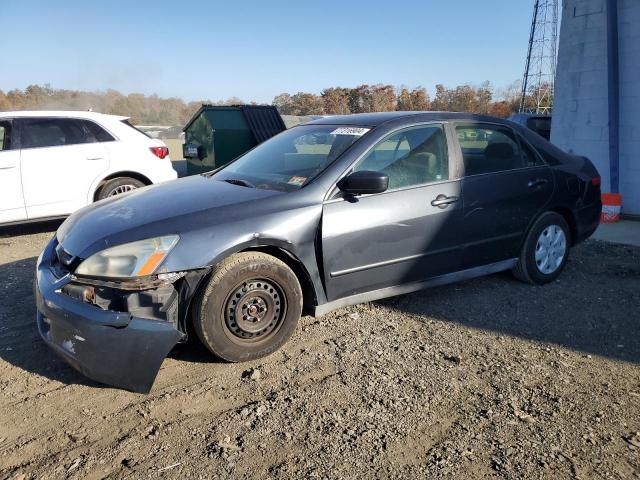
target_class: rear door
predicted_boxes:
[455,122,554,268]
[321,123,464,301]
[18,117,109,219]
[0,119,26,223]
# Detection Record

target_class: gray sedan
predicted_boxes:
[35,112,602,392]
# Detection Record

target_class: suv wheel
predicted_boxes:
[513,211,571,285]
[193,252,303,362]
[97,177,145,200]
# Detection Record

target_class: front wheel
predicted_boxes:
[193,252,303,362]
[513,211,571,285]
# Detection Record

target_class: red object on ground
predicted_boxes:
[601,193,622,223]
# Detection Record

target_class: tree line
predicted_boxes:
[0,84,245,126]
[0,81,526,126]
[273,81,523,118]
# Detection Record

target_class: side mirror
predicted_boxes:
[337,170,389,195]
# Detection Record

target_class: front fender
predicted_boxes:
[161,204,327,305]
[210,238,326,308]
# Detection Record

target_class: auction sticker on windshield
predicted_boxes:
[287,176,307,186]
[330,127,370,136]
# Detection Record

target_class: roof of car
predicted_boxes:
[508,113,551,121]
[0,110,128,121]
[307,111,513,127]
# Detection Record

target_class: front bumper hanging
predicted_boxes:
[35,238,197,393]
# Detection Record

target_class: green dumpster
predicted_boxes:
[182,105,286,175]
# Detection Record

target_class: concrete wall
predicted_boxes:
[618,0,640,214]
[552,0,640,214]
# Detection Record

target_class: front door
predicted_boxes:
[18,117,109,219]
[455,123,554,267]
[0,120,26,223]
[322,123,464,301]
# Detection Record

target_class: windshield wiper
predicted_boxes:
[221,178,256,188]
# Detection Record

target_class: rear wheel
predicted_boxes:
[513,211,570,284]
[193,252,303,362]
[97,177,145,200]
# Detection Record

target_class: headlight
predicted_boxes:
[75,235,179,278]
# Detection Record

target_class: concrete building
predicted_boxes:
[552,0,640,215]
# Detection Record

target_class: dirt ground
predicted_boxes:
[0,222,639,479]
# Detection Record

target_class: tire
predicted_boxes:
[193,252,303,362]
[97,177,145,200]
[513,211,571,285]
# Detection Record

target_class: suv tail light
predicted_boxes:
[591,176,601,187]
[149,146,169,159]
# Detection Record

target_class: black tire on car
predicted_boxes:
[97,177,145,200]
[193,252,303,362]
[513,211,571,285]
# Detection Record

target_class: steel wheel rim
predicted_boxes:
[109,184,137,196]
[224,279,286,341]
[534,224,567,274]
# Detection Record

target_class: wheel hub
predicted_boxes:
[109,184,137,196]
[225,280,284,339]
[535,224,567,274]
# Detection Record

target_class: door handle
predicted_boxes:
[86,156,104,161]
[431,195,459,209]
[528,178,549,188]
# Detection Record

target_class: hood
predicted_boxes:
[57,175,283,257]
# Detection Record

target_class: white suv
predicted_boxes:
[0,111,178,225]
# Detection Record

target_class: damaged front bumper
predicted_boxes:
[35,237,204,393]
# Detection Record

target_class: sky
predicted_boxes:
[0,0,535,103]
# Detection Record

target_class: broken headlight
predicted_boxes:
[75,235,179,278]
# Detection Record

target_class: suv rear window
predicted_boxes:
[121,119,151,138]
[82,120,115,142]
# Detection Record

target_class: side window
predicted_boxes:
[81,120,115,143]
[519,137,544,167]
[21,118,84,149]
[0,122,11,151]
[353,124,448,190]
[456,124,525,175]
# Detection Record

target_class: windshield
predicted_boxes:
[213,125,368,191]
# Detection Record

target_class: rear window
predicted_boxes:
[83,120,115,142]
[121,119,151,138]
[21,118,85,148]
[456,124,536,175]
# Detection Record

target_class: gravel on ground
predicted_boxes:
[0,222,639,479]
